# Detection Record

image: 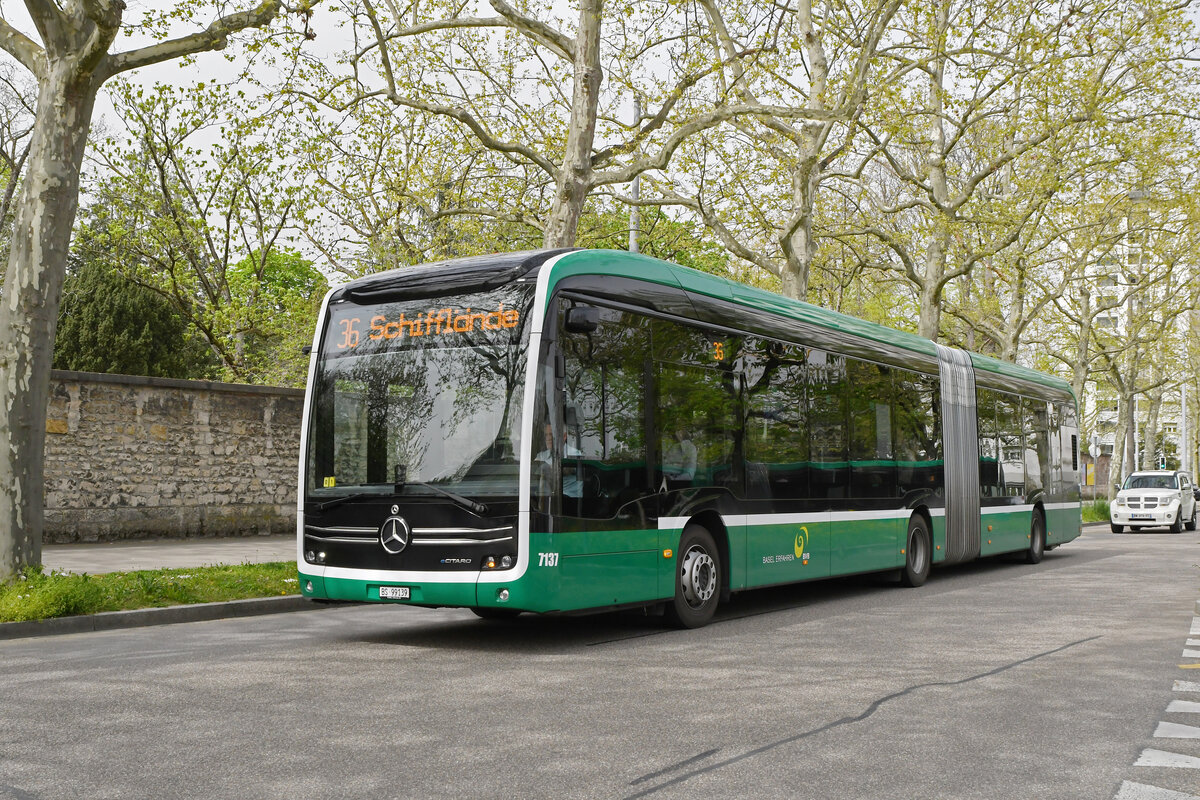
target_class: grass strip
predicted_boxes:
[0,562,298,623]
[1082,499,1110,523]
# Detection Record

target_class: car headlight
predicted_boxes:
[1115,497,1126,506]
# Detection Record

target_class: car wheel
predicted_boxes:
[1187,506,1197,532]
[665,524,722,628]
[1171,512,1184,533]
[900,515,932,587]
[1110,523,1122,533]
[1025,511,1045,564]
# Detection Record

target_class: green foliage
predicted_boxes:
[577,204,731,276]
[53,232,219,379]
[226,248,327,386]
[88,80,325,386]
[0,562,299,623]
[1082,500,1111,523]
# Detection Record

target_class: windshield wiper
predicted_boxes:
[308,483,488,516]
[309,491,393,513]
[404,480,489,516]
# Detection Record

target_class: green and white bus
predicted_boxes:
[298,249,1081,627]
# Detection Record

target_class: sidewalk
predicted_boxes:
[42,534,295,574]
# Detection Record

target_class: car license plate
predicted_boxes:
[379,586,410,600]
[1131,514,1152,520]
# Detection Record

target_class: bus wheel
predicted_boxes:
[471,607,521,621]
[1025,512,1046,564]
[666,525,721,629]
[900,515,931,587]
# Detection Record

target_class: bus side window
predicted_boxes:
[744,338,808,501]
[809,349,848,499]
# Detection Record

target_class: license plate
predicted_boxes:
[379,586,410,600]
[1131,514,1152,520]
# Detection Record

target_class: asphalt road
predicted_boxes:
[2,528,1198,799]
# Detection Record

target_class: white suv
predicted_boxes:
[1111,470,1198,533]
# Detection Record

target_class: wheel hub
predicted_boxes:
[680,546,716,608]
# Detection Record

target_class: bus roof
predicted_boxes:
[549,250,1075,400]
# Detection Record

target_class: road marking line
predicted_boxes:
[1166,700,1200,713]
[1179,664,1200,670]
[1185,650,1200,658]
[1135,749,1200,768]
[1192,618,1200,636]
[1174,681,1200,692]
[1114,780,1200,800]
[1188,639,1200,647]
[1155,722,1200,739]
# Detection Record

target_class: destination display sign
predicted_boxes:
[322,285,532,357]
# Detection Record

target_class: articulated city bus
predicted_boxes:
[297,249,1081,627]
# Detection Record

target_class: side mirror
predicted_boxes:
[564,306,599,333]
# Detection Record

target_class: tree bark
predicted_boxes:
[0,59,99,576]
[542,0,603,248]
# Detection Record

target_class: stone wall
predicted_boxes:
[43,370,304,544]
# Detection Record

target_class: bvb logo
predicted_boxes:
[794,526,808,559]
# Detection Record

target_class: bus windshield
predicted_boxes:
[305,282,534,503]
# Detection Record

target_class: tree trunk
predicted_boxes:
[1142,389,1163,470]
[542,0,603,248]
[917,225,948,340]
[0,65,98,576]
[780,147,818,301]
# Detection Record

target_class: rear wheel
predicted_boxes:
[1187,505,1197,532]
[1025,511,1045,564]
[900,515,931,587]
[665,525,722,628]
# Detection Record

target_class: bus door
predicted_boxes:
[550,301,662,609]
[651,318,744,590]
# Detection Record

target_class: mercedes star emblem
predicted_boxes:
[379,516,411,554]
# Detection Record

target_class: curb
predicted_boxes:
[0,595,318,641]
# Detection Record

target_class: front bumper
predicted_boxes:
[1111,503,1180,527]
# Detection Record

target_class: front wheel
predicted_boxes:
[1025,511,1045,564]
[1171,512,1184,534]
[900,515,931,587]
[665,525,722,629]
[1110,522,1123,534]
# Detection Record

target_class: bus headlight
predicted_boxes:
[501,555,513,568]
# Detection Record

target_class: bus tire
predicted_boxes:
[471,607,521,621]
[666,525,721,629]
[1025,511,1046,564]
[900,515,931,587]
